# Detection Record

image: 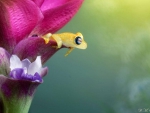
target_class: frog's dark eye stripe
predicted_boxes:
[75,36,82,45]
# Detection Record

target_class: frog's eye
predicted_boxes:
[75,36,82,45]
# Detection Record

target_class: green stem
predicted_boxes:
[1,94,32,113]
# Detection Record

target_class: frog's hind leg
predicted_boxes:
[51,34,63,49]
[42,33,63,49]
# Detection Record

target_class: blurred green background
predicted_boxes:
[30,1,150,113]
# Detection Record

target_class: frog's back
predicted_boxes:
[57,32,75,41]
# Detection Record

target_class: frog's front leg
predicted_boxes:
[65,47,74,56]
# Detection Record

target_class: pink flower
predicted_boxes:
[0,0,84,63]
[0,0,84,112]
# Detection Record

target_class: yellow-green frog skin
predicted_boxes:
[42,32,87,56]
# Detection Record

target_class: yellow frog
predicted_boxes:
[42,32,87,56]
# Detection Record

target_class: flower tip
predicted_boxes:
[9,55,46,83]
[40,67,48,77]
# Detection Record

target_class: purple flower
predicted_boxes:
[0,48,48,113]
[0,0,84,112]
[9,55,47,82]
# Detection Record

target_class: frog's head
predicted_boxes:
[73,32,87,49]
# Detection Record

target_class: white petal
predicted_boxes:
[10,55,22,70]
[28,56,42,75]
[23,67,28,74]
[40,67,48,77]
[22,59,31,69]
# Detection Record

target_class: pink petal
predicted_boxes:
[40,0,68,11]
[32,0,44,7]
[31,0,84,35]
[13,36,61,64]
[0,0,43,53]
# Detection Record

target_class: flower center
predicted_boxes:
[9,55,45,83]
[10,68,42,82]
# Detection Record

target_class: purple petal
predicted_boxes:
[31,0,84,35]
[0,0,43,53]
[0,75,40,98]
[13,36,61,64]
[32,0,44,7]
[33,72,42,82]
[10,68,25,80]
[10,68,43,83]
[0,48,10,76]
